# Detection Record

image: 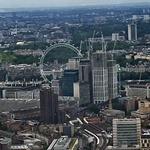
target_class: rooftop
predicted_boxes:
[0,137,11,144]
[103,109,125,116]
[142,133,150,138]
[11,145,29,150]
[48,136,78,150]
[54,136,71,148]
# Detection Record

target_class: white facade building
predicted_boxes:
[113,118,141,149]
[128,24,138,41]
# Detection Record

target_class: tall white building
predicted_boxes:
[128,24,138,41]
[91,51,118,104]
[113,118,141,150]
[92,51,108,104]
[107,54,118,100]
[112,33,119,41]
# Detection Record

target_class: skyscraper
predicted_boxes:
[91,50,118,104]
[107,53,118,100]
[113,118,141,149]
[78,59,92,106]
[92,51,108,104]
[79,59,91,83]
[128,24,138,41]
[61,70,79,96]
[40,84,58,124]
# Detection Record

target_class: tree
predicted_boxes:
[87,104,99,114]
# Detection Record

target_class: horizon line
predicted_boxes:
[0,1,150,10]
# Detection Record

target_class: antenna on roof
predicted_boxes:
[87,30,96,60]
[101,32,107,53]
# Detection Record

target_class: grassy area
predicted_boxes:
[0,52,40,64]
[0,52,16,63]
[44,47,78,63]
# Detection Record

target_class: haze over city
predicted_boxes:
[0,0,150,8]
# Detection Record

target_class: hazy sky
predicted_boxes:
[0,0,149,8]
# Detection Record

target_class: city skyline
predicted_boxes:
[0,0,150,8]
[0,2,150,150]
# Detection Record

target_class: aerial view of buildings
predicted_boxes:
[0,0,150,150]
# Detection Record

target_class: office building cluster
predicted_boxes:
[61,51,118,104]
[39,48,119,123]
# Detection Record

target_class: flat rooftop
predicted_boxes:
[54,136,71,148]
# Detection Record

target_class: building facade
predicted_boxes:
[51,79,60,95]
[61,70,79,97]
[128,24,138,41]
[112,33,119,41]
[92,51,109,104]
[131,100,150,119]
[107,54,118,100]
[47,136,78,150]
[78,59,92,106]
[141,134,150,150]
[91,51,118,104]
[40,84,58,124]
[125,84,150,99]
[113,118,141,149]
[67,58,80,70]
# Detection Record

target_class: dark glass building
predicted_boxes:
[40,84,58,124]
[79,59,92,106]
[61,70,79,96]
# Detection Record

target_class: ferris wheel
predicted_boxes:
[40,43,83,83]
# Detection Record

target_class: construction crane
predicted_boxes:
[87,30,96,60]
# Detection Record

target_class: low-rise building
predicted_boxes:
[125,81,150,99]
[10,108,40,120]
[141,133,150,150]
[47,136,78,150]
[102,109,125,123]
[131,100,150,119]
[11,145,30,150]
[113,118,141,150]
[123,97,138,114]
